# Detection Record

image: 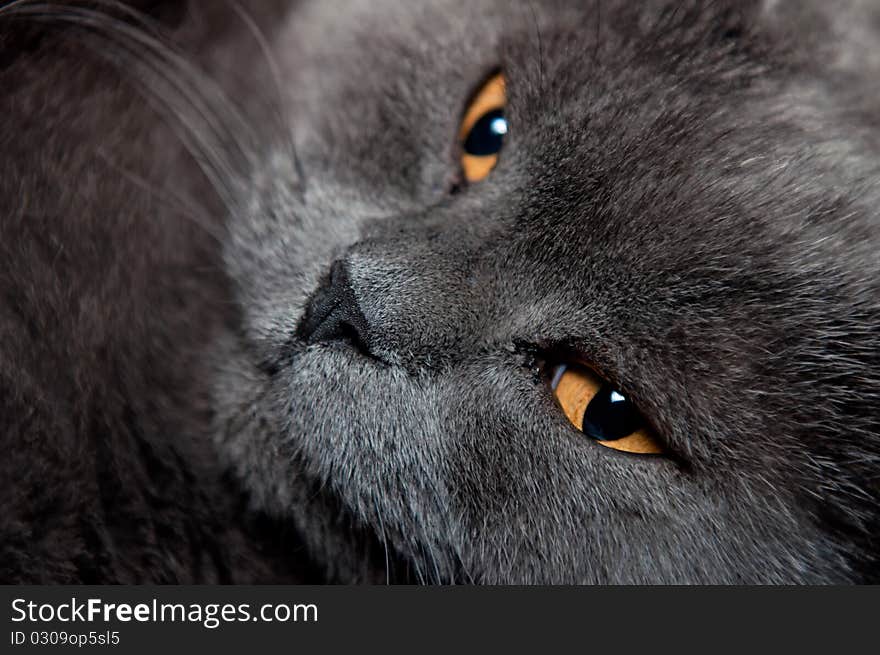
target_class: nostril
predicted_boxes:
[296,260,372,350]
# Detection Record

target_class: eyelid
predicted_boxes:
[458,72,506,183]
[548,361,665,456]
[551,363,601,430]
[458,73,506,141]
[600,431,664,455]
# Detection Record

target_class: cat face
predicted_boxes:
[213,0,880,583]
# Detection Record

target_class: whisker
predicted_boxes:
[2,1,259,216]
[225,0,307,192]
[94,150,232,251]
[372,495,392,585]
[526,1,546,93]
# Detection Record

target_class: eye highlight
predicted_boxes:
[458,72,507,183]
[550,363,664,455]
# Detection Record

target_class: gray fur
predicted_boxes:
[1,0,878,583]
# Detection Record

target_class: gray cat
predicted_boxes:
[1,0,878,584]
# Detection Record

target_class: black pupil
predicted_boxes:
[581,384,644,442]
[463,108,507,156]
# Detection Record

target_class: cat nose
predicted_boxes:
[296,260,372,350]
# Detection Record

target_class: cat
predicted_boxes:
[1,0,878,584]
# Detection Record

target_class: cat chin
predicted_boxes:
[208,325,456,581]
[209,326,849,584]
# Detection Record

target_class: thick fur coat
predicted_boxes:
[1,0,878,583]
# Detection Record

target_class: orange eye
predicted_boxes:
[458,72,507,183]
[551,364,664,455]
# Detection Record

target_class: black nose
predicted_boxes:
[296,260,372,349]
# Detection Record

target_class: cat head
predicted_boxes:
[212,0,880,583]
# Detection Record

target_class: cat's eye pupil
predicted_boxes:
[549,364,663,455]
[463,108,507,156]
[581,384,644,442]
